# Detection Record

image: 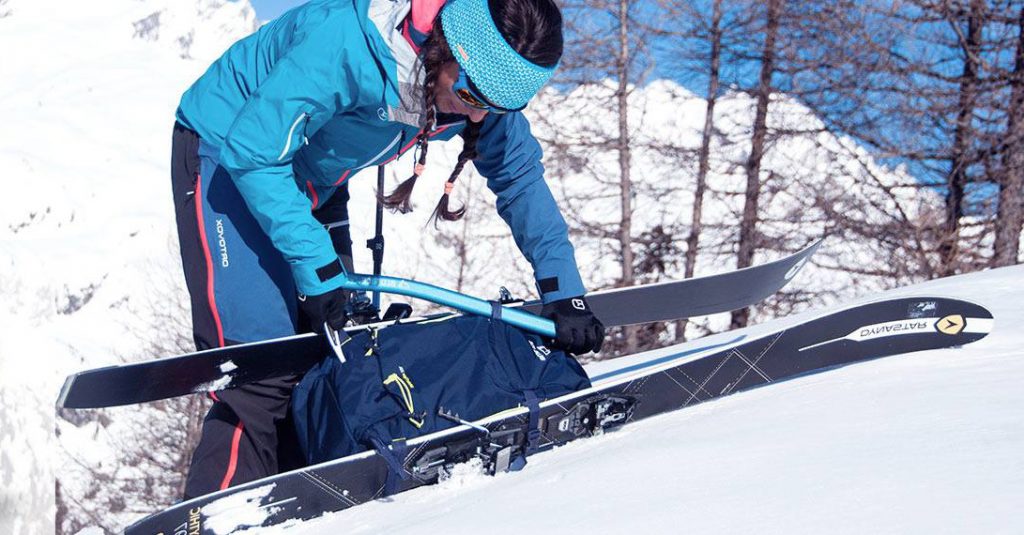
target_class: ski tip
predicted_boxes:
[798,238,826,263]
[781,240,824,283]
[56,365,124,409]
[56,374,76,409]
[795,298,995,353]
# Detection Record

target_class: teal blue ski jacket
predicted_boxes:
[175,0,585,302]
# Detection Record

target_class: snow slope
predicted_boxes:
[269,265,1024,534]
[0,0,1018,532]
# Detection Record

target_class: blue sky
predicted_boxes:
[248,0,306,21]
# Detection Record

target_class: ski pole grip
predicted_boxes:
[338,273,557,338]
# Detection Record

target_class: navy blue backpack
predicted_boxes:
[290,314,591,467]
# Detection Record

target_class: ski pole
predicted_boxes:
[367,165,386,310]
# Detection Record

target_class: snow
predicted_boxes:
[0,1,261,532]
[202,484,281,535]
[197,374,235,392]
[0,0,1021,532]
[261,265,1024,534]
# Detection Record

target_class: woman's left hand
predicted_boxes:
[540,296,605,355]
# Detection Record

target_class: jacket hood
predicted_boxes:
[359,0,429,127]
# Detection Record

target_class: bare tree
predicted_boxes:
[651,0,726,341]
[993,4,1024,266]
[425,159,536,302]
[730,0,782,329]
[56,252,210,533]
[1,386,55,535]
[936,0,986,276]
[685,0,723,283]
[783,0,1024,279]
[613,0,643,353]
[535,0,662,357]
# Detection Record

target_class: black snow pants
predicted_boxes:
[170,122,353,498]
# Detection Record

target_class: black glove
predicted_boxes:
[540,296,605,355]
[298,287,349,333]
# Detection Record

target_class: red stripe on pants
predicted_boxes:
[219,421,245,490]
[194,173,226,348]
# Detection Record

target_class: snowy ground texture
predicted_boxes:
[265,266,1024,535]
[2,0,1022,532]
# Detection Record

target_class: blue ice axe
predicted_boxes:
[323,273,556,359]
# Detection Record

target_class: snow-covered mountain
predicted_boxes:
[0,0,994,533]
[1,1,259,533]
[130,0,260,60]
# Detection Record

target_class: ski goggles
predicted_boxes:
[452,66,520,115]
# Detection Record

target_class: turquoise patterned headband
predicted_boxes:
[440,0,559,111]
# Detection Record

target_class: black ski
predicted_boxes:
[124,296,993,534]
[57,240,821,409]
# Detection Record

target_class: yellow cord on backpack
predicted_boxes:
[383,371,424,429]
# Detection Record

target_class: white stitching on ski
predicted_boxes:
[730,348,774,383]
[727,331,784,391]
[299,471,358,507]
[662,371,697,399]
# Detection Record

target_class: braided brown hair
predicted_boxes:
[381,0,563,225]
[379,28,467,215]
[430,119,482,225]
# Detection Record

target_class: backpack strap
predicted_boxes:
[509,389,541,471]
[369,436,411,496]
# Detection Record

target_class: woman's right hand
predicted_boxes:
[298,287,349,333]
